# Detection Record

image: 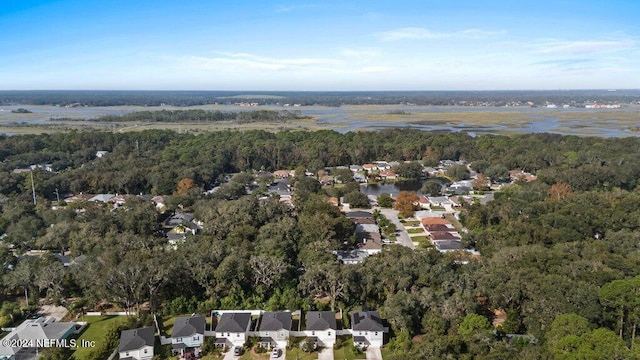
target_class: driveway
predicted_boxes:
[366,346,383,360]
[318,347,334,360]
[378,208,415,249]
[223,349,237,360]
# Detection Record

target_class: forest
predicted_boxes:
[2,128,640,359]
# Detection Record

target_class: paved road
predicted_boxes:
[366,346,383,360]
[378,208,415,250]
[318,347,334,360]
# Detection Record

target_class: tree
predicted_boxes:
[484,164,510,182]
[458,313,493,340]
[378,193,394,208]
[299,262,345,311]
[546,313,592,351]
[333,168,355,183]
[546,182,573,202]
[393,162,424,180]
[394,191,419,218]
[421,181,442,196]
[472,174,490,191]
[249,254,289,295]
[344,191,371,208]
[447,164,470,181]
[175,177,195,195]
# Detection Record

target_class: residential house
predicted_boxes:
[423,167,439,176]
[214,312,252,348]
[64,193,94,203]
[417,196,430,209]
[349,165,364,172]
[171,316,206,357]
[433,240,463,252]
[375,161,391,170]
[362,164,377,172]
[89,194,115,203]
[335,249,370,264]
[353,173,367,183]
[96,150,109,158]
[378,170,397,180]
[305,311,338,347]
[0,317,83,360]
[273,170,293,179]
[151,195,167,212]
[258,312,292,349]
[118,326,155,360]
[350,311,388,348]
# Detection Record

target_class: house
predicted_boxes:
[151,195,167,212]
[118,326,155,360]
[171,316,206,357]
[417,196,430,209]
[379,170,397,180]
[375,161,391,170]
[362,164,377,172]
[214,312,252,348]
[273,170,293,179]
[346,211,374,219]
[349,165,364,172]
[96,150,109,158]
[89,194,115,203]
[335,249,370,264]
[305,311,338,347]
[350,311,389,348]
[433,240,463,252]
[64,193,94,203]
[258,312,292,349]
[353,173,367,183]
[0,317,83,360]
[54,254,86,267]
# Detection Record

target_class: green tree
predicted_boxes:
[421,181,443,196]
[378,193,394,207]
[344,191,371,208]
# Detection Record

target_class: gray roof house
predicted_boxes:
[350,311,389,347]
[118,326,155,360]
[215,312,252,347]
[258,312,292,348]
[171,316,206,357]
[0,317,81,359]
[305,311,338,347]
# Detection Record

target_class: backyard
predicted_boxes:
[71,315,129,360]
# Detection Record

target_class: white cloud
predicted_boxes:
[340,48,381,58]
[275,3,318,13]
[358,66,392,73]
[184,52,341,72]
[376,27,505,41]
[536,40,635,55]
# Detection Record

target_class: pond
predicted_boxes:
[359,179,448,197]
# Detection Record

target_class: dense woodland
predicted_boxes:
[1,90,638,107]
[3,128,640,358]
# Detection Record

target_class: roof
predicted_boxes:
[89,194,115,202]
[259,312,292,331]
[433,240,463,251]
[423,224,455,232]
[305,311,337,331]
[345,211,373,219]
[0,317,77,355]
[430,232,461,240]
[172,316,206,337]
[421,217,451,226]
[350,311,387,332]
[215,313,252,333]
[119,326,155,352]
[355,223,379,234]
[335,250,369,264]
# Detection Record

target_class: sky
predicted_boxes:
[1,0,639,90]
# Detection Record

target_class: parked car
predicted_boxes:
[233,346,243,356]
[271,347,282,358]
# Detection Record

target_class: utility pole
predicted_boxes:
[54,188,60,203]
[30,170,36,205]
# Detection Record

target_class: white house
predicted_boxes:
[305,311,337,347]
[350,311,389,348]
[258,311,292,349]
[171,316,205,357]
[214,312,252,347]
[118,326,155,360]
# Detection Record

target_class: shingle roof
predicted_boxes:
[305,311,337,331]
[215,313,251,333]
[350,311,387,332]
[172,316,206,337]
[118,326,155,352]
[259,312,292,331]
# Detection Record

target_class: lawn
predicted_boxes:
[403,220,420,226]
[334,345,366,360]
[410,235,429,242]
[406,228,424,234]
[240,349,271,359]
[286,346,318,359]
[72,315,128,360]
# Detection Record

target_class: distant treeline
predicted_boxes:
[79,109,310,124]
[1,90,639,107]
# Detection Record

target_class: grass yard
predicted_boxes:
[240,349,271,359]
[403,220,420,226]
[406,228,424,234]
[286,347,318,359]
[71,315,128,360]
[410,235,429,242]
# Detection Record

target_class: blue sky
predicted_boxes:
[1,0,638,90]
